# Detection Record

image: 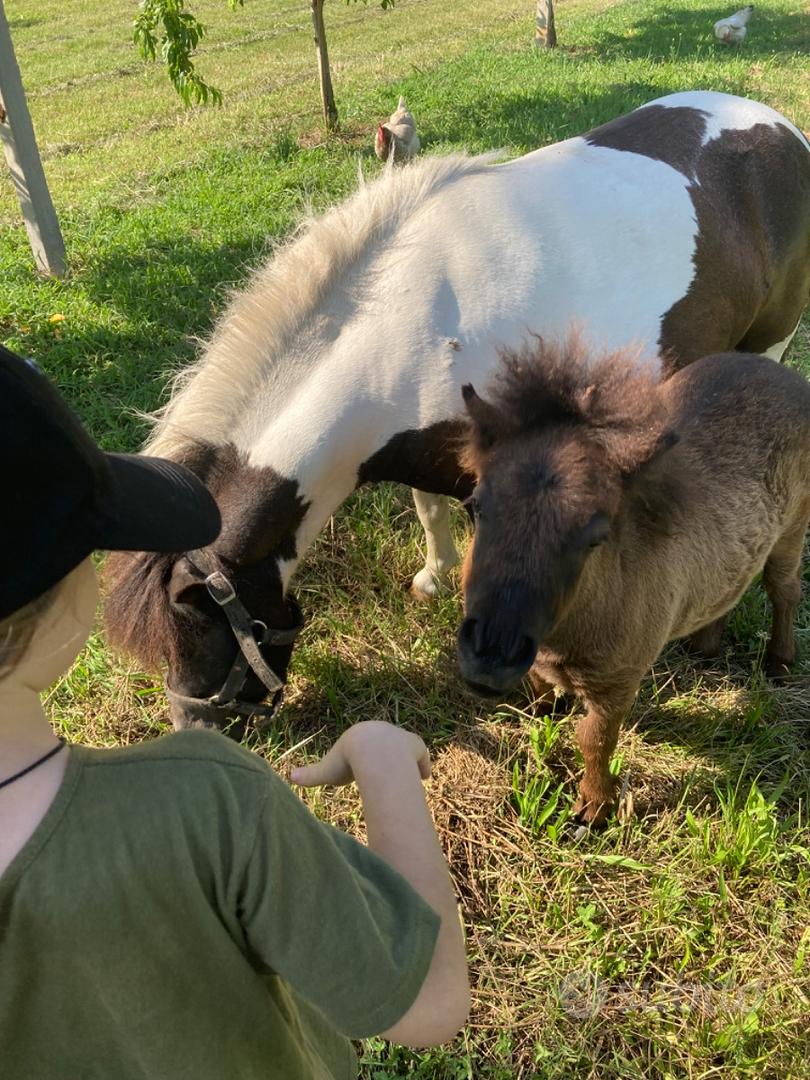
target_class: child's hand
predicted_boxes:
[291,720,431,788]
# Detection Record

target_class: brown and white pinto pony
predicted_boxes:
[458,337,810,825]
[105,91,810,733]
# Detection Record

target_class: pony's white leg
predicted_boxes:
[411,490,459,599]
[763,317,802,361]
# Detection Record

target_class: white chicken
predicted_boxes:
[374,97,420,162]
[714,5,754,44]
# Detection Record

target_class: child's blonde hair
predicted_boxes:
[0,585,60,680]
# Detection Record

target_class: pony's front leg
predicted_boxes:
[411,490,460,599]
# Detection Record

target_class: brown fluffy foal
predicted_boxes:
[457,337,810,825]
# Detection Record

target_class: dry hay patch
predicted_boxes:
[425,729,580,1060]
[426,733,517,915]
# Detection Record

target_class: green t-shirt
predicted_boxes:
[0,730,439,1079]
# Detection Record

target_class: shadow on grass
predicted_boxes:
[635,655,809,805]
[583,5,809,63]
[421,6,808,153]
[4,141,361,448]
[432,80,671,152]
[274,627,809,824]
[13,233,263,450]
[6,15,46,31]
[282,642,474,744]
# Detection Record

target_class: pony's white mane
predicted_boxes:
[146,152,498,457]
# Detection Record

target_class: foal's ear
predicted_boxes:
[624,428,683,528]
[628,428,680,478]
[645,428,679,466]
[168,556,207,606]
[462,384,502,448]
[604,419,679,475]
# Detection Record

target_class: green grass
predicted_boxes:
[3,0,810,1076]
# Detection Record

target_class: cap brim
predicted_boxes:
[96,454,221,553]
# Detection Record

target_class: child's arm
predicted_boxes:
[292,721,470,1048]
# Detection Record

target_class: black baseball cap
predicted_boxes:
[1,343,221,619]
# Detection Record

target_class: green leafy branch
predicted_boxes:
[133,0,396,125]
[133,0,243,107]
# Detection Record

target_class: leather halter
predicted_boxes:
[165,548,304,726]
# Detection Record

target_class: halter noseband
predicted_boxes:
[165,548,304,727]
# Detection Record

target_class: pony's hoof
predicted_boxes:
[411,567,442,600]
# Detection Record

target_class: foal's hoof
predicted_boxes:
[764,655,793,682]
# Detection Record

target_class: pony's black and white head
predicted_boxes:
[104,442,306,735]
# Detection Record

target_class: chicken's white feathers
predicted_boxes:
[374,96,421,162]
[714,5,753,44]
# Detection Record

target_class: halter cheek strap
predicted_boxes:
[164,549,304,726]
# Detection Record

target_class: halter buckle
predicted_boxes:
[204,570,237,606]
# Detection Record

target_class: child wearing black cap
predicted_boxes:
[0,345,469,1078]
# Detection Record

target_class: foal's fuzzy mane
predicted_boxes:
[146,152,499,459]
[464,335,669,473]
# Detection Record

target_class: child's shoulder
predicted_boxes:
[78,729,273,784]
[70,731,285,837]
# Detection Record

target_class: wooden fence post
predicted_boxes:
[0,0,66,277]
[534,0,557,49]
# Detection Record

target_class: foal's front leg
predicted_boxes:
[763,515,809,679]
[411,490,460,598]
[687,614,729,658]
[572,677,640,827]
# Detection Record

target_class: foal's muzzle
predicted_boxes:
[457,615,539,694]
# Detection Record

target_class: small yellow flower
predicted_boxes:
[48,313,65,323]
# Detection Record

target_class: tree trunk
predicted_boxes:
[534,0,557,49]
[310,0,338,132]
